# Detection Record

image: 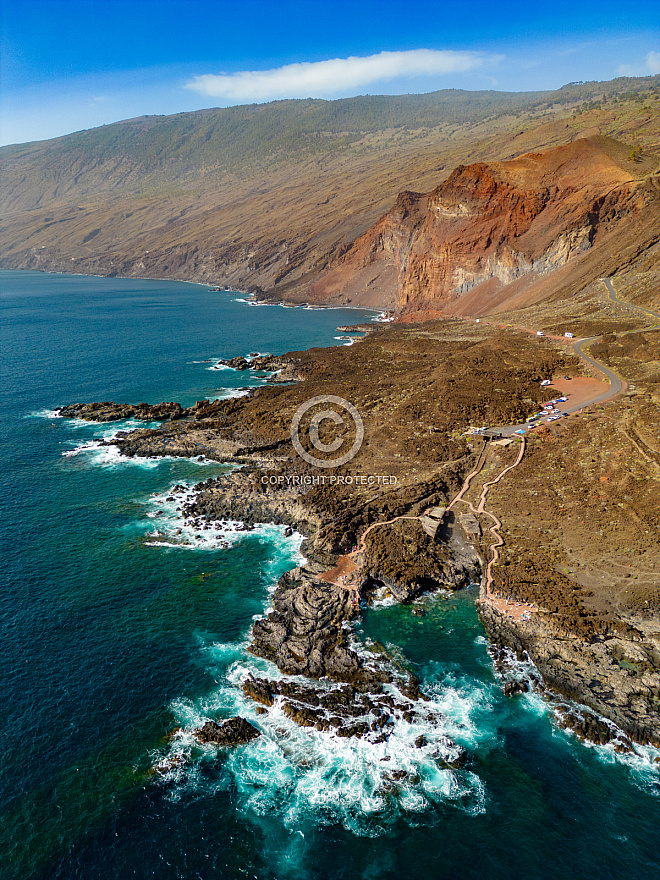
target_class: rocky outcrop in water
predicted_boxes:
[58,398,236,424]
[58,400,187,422]
[241,674,440,742]
[248,560,423,695]
[194,716,261,746]
[214,354,284,372]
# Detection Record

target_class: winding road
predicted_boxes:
[603,277,660,327]
[555,277,658,412]
[498,277,659,435]
[321,277,658,613]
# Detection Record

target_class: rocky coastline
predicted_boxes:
[57,319,659,752]
[478,598,660,748]
[165,469,480,749]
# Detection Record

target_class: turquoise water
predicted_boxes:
[1,270,658,879]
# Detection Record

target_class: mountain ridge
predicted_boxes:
[1,76,658,307]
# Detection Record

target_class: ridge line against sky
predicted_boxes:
[1,0,658,146]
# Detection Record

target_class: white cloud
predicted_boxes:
[617,51,660,77]
[647,51,660,75]
[185,49,489,102]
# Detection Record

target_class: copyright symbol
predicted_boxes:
[291,395,364,468]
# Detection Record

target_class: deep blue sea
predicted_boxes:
[1,270,659,880]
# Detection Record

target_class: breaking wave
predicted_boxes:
[155,643,488,837]
[60,419,217,470]
[138,482,304,553]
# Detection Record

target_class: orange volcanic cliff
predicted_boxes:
[309,136,659,316]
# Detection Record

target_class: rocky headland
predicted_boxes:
[60,321,557,748]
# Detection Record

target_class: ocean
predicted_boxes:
[1,270,658,880]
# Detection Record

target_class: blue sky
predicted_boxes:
[1,0,658,145]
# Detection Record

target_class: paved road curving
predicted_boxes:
[569,335,624,407]
[495,277,659,436]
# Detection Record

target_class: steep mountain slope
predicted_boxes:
[306,136,660,315]
[1,77,658,296]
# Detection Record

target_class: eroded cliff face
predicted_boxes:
[310,137,657,316]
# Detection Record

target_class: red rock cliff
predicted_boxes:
[310,136,656,316]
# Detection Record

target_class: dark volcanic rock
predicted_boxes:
[194,716,260,746]
[363,519,480,601]
[250,566,366,681]
[59,397,235,427]
[220,355,250,370]
[503,679,530,697]
[282,700,324,727]
[242,675,275,707]
[59,400,186,422]
[215,354,284,372]
[557,709,616,745]
[479,600,660,747]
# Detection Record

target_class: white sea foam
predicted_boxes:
[60,417,166,468]
[59,416,224,470]
[208,351,272,372]
[208,388,251,401]
[139,483,305,555]
[62,439,169,469]
[157,645,487,835]
[207,362,234,371]
[548,700,660,785]
[28,408,63,419]
[154,576,490,834]
[488,646,660,781]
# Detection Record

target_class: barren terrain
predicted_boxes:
[59,282,660,745]
[2,78,659,306]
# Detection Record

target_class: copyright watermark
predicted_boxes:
[261,473,397,486]
[290,395,364,468]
